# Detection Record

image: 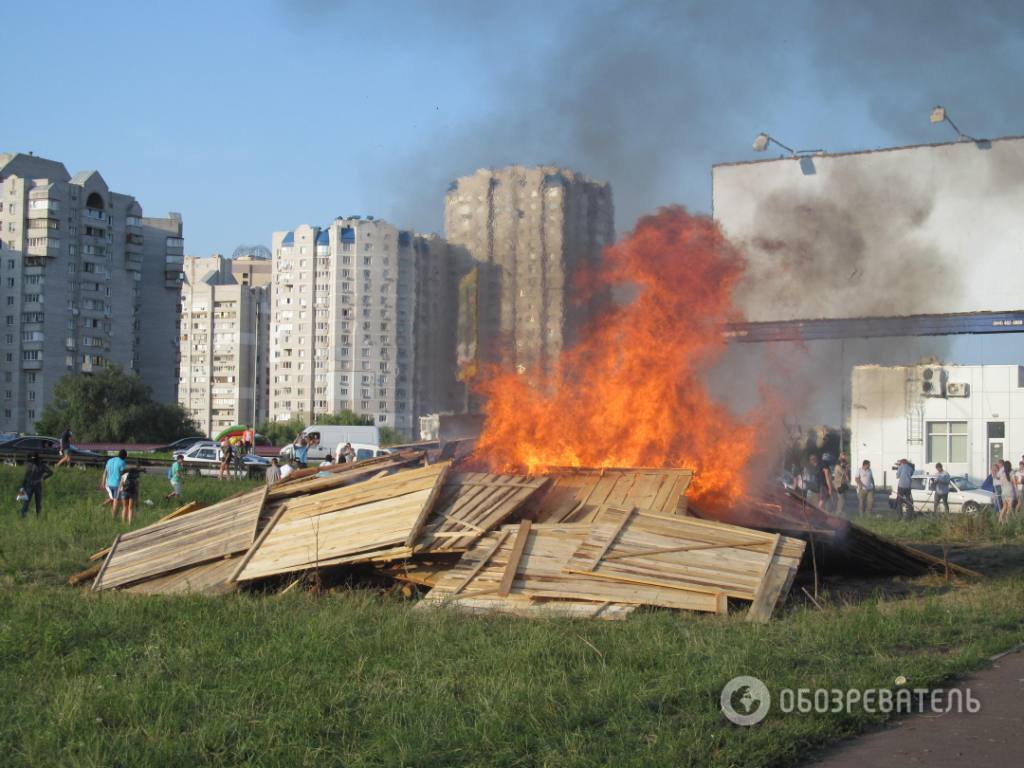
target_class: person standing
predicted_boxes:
[265,457,281,486]
[103,449,128,519]
[217,440,233,481]
[18,454,53,517]
[294,437,309,469]
[1016,460,1024,515]
[165,454,184,500]
[990,461,1004,518]
[895,458,916,519]
[999,460,1016,524]
[803,455,822,508]
[932,462,951,515]
[819,453,837,513]
[279,459,296,480]
[55,428,73,468]
[832,454,850,518]
[855,459,875,517]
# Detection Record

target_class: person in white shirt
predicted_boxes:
[854,459,875,517]
[279,460,296,480]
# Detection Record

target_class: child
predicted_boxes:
[166,454,184,499]
[118,463,142,525]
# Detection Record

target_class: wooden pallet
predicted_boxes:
[530,468,694,522]
[423,520,728,614]
[416,472,551,553]
[416,595,636,620]
[233,463,450,581]
[562,506,805,622]
[92,487,267,591]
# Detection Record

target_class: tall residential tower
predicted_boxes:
[0,152,184,432]
[178,254,272,436]
[444,165,614,381]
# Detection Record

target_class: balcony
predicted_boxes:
[26,239,60,258]
[83,208,108,222]
[126,232,144,246]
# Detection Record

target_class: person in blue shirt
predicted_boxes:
[294,437,309,468]
[895,458,916,519]
[932,462,951,515]
[102,449,128,519]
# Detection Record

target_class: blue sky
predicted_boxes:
[6,0,1023,256]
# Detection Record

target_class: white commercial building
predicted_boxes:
[850,363,1024,484]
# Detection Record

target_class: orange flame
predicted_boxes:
[473,206,769,511]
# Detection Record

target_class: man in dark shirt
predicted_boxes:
[19,454,53,517]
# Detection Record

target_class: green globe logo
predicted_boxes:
[721,676,771,725]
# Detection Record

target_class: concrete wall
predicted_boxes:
[850,363,1024,483]
[712,136,1024,322]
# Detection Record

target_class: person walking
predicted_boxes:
[932,462,951,515]
[17,454,53,517]
[102,449,128,519]
[55,428,73,468]
[855,459,875,517]
[118,462,142,525]
[265,457,281,486]
[165,454,184,500]
[895,458,916,519]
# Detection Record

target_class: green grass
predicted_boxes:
[1,466,1023,767]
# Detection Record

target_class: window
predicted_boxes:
[926,421,968,463]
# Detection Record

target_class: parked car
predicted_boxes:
[153,436,209,454]
[0,434,104,463]
[887,473,993,515]
[179,442,269,478]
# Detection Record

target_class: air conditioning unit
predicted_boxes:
[920,367,943,397]
[946,382,969,397]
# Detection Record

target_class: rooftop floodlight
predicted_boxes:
[930,105,973,141]
[752,132,824,157]
[752,132,793,154]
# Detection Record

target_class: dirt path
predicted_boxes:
[807,647,1024,767]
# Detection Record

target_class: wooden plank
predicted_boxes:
[90,533,121,592]
[451,530,510,595]
[746,559,795,624]
[229,500,288,582]
[405,462,450,548]
[580,506,635,570]
[497,520,532,596]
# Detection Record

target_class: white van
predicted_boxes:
[278,424,385,464]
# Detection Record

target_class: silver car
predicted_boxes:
[888,473,993,515]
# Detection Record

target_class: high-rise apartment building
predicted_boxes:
[444,166,614,381]
[178,254,272,436]
[268,218,462,437]
[0,152,184,432]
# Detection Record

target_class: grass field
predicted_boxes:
[1,465,1023,767]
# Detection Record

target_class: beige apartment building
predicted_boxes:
[444,166,614,382]
[0,152,184,433]
[268,217,462,437]
[178,254,271,436]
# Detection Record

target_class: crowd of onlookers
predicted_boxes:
[794,449,1022,524]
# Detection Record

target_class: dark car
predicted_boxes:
[0,435,104,463]
[153,436,209,454]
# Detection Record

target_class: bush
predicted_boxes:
[35,366,200,443]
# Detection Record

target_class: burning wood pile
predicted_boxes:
[72,451,976,621]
